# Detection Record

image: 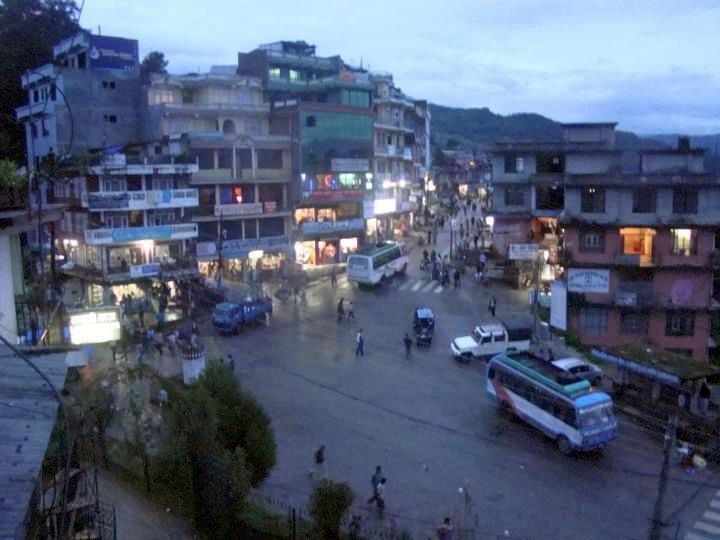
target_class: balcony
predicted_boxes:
[615,283,655,308]
[84,223,198,245]
[374,119,414,133]
[88,155,199,176]
[84,189,198,211]
[613,252,654,267]
[161,102,269,116]
[374,145,410,158]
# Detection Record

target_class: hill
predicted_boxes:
[428,103,668,171]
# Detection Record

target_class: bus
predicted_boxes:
[346,242,409,285]
[485,352,617,454]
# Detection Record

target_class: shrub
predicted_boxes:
[308,480,355,539]
[244,420,277,486]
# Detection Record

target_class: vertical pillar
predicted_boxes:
[0,235,19,342]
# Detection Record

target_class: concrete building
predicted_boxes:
[369,73,430,239]
[238,41,375,265]
[143,68,294,281]
[562,136,718,361]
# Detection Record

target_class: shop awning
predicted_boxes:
[592,345,720,385]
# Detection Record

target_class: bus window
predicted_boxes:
[488,368,495,379]
[481,335,491,345]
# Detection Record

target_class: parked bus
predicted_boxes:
[485,352,617,454]
[346,242,409,285]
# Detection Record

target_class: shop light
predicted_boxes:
[398,179,407,188]
[248,249,264,260]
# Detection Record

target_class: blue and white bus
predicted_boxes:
[346,242,409,285]
[485,352,617,454]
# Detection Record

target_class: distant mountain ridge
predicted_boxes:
[428,103,681,172]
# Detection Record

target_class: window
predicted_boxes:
[673,188,698,214]
[152,178,173,190]
[30,122,38,139]
[101,80,116,90]
[245,118,262,135]
[104,213,128,228]
[50,85,57,101]
[579,229,605,252]
[665,310,695,336]
[289,69,300,81]
[236,148,252,170]
[504,155,524,173]
[152,211,176,225]
[620,312,649,335]
[504,187,524,206]
[268,67,281,79]
[306,115,316,128]
[581,187,605,213]
[103,114,117,123]
[217,148,233,169]
[191,149,214,169]
[535,184,564,210]
[257,149,283,169]
[671,229,697,256]
[580,308,608,334]
[149,89,175,105]
[632,188,656,213]
[33,90,39,103]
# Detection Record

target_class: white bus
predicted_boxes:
[346,242,409,285]
[486,352,617,454]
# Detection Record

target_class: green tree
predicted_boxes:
[432,146,448,167]
[0,0,80,163]
[308,480,355,539]
[140,51,168,80]
[446,138,459,150]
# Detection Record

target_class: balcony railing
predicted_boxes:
[613,252,654,267]
[84,189,198,211]
[84,223,198,245]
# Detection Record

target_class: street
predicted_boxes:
[203,231,720,539]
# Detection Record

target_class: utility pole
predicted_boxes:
[216,211,224,287]
[533,252,541,337]
[650,413,678,540]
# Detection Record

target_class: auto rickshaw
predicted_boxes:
[413,307,435,346]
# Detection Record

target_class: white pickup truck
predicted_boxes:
[451,320,533,363]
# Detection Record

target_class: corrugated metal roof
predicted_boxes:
[0,347,68,540]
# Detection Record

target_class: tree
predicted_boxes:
[0,0,80,163]
[140,51,168,80]
[446,138,459,150]
[432,147,448,167]
[308,480,355,539]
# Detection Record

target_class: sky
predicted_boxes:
[80,0,720,135]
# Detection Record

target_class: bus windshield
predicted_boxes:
[578,402,614,429]
[348,256,368,269]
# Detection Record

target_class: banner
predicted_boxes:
[567,268,610,293]
[550,280,567,331]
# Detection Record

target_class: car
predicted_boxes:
[551,357,603,386]
[413,307,435,346]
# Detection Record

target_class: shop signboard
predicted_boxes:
[214,203,263,217]
[88,35,139,71]
[567,268,610,293]
[507,243,539,260]
[615,292,637,306]
[130,263,161,278]
[87,192,129,209]
[263,201,278,213]
[301,219,364,235]
[303,189,364,202]
[196,235,290,259]
[331,158,369,172]
[374,198,397,215]
[68,308,121,345]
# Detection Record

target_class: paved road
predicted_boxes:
[203,231,720,539]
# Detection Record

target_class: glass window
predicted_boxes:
[665,310,695,337]
[269,67,281,79]
[579,229,605,252]
[289,69,300,81]
[504,187,524,206]
[673,188,698,214]
[581,187,605,213]
[671,229,696,256]
[218,148,233,169]
[504,155,524,173]
[632,188,656,213]
[580,307,608,334]
[620,312,649,335]
[259,217,284,237]
[257,149,283,169]
[191,149,214,169]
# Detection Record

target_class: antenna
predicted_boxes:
[98,25,101,36]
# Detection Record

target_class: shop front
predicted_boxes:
[196,235,292,281]
[295,218,364,265]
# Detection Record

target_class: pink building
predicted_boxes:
[562,136,718,361]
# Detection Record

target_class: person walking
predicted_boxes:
[375,477,387,518]
[347,301,355,321]
[330,266,337,288]
[453,268,461,290]
[355,329,365,357]
[138,302,145,328]
[309,445,327,480]
[473,233,479,249]
[337,297,345,322]
[228,354,235,373]
[427,229,432,245]
[700,380,711,415]
[436,517,455,540]
[367,466,383,504]
[403,333,412,359]
[488,295,497,317]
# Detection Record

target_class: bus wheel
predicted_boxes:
[557,436,573,455]
[399,262,408,275]
[458,353,472,364]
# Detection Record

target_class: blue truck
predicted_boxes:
[212,296,273,335]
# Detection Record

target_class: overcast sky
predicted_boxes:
[81,0,720,135]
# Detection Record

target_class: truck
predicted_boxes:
[451,318,533,363]
[212,296,273,335]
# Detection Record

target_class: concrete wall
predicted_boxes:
[491,155,536,180]
[563,125,615,148]
[641,153,704,174]
[491,184,531,214]
[0,236,18,342]
[565,153,619,174]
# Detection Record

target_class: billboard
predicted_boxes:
[567,268,610,293]
[68,308,121,345]
[550,280,567,331]
[88,35,139,71]
[508,243,539,260]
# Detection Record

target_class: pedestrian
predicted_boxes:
[367,466,383,504]
[473,234,479,249]
[375,477,386,517]
[427,229,432,245]
[309,445,327,480]
[700,380,711,415]
[153,332,164,356]
[228,354,235,372]
[471,216,475,228]
[337,297,345,322]
[134,342,144,363]
[403,333,412,358]
[489,295,497,317]
[453,268,461,290]
[479,251,487,270]
[355,329,365,357]
[436,517,455,540]
[347,301,355,321]
[330,266,337,288]
[472,202,477,213]
[138,302,145,328]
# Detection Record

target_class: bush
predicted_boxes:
[308,480,355,539]
[244,420,277,487]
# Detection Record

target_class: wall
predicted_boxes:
[0,235,18,342]
[299,110,373,174]
[563,125,615,147]
[565,153,619,174]
[641,153,704,174]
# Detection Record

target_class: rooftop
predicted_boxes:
[562,122,618,128]
[0,347,69,539]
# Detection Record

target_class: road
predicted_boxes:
[203,232,720,539]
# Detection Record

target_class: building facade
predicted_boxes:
[562,136,718,361]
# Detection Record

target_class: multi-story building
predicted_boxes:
[143,68,294,280]
[370,73,430,239]
[489,123,618,265]
[238,41,375,265]
[562,136,718,361]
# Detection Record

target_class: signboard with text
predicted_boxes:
[88,35,139,71]
[331,158,369,172]
[303,189,364,202]
[567,268,610,293]
[507,243,540,260]
[130,263,161,278]
[300,218,365,236]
